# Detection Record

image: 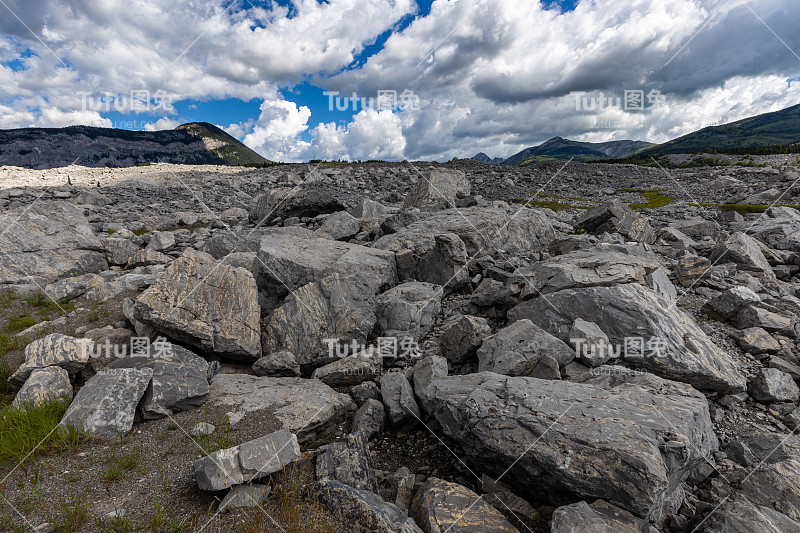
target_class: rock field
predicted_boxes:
[2,158,800,532]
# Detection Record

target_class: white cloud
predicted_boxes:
[144,117,180,131]
[37,107,111,128]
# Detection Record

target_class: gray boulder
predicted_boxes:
[732,328,780,356]
[146,231,176,253]
[195,429,301,491]
[412,355,448,415]
[569,318,613,367]
[9,333,91,386]
[106,346,209,420]
[103,238,140,266]
[733,306,794,333]
[375,282,442,341]
[508,284,746,394]
[351,381,381,406]
[219,484,271,511]
[477,319,573,378]
[316,432,378,492]
[134,249,261,362]
[380,371,421,432]
[312,351,382,388]
[317,480,423,533]
[375,230,469,292]
[551,500,650,533]
[261,275,377,372]
[126,248,172,269]
[711,232,773,273]
[574,200,655,243]
[257,228,397,297]
[61,366,154,438]
[207,375,356,443]
[315,211,361,241]
[748,368,799,402]
[252,351,301,377]
[12,367,72,407]
[402,169,470,211]
[702,286,761,320]
[427,371,719,523]
[350,399,387,441]
[438,315,490,365]
[249,188,346,224]
[701,496,800,533]
[0,201,107,285]
[410,477,519,533]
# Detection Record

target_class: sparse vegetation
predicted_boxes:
[51,494,90,533]
[619,189,674,209]
[0,399,82,464]
[99,447,142,484]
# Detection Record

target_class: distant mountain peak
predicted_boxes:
[0,122,271,169]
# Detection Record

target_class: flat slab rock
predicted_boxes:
[9,333,91,386]
[194,428,301,491]
[410,477,519,533]
[208,374,356,443]
[61,367,154,438]
[0,201,107,285]
[508,283,746,394]
[428,371,719,524]
[134,248,261,362]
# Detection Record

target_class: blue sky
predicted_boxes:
[1,0,799,161]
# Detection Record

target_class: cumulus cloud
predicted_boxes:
[144,117,181,131]
[2,0,800,161]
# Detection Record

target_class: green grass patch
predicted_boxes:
[687,203,800,214]
[0,399,83,464]
[189,407,233,454]
[619,189,674,209]
[531,192,600,203]
[5,313,37,333]
[132,228,149,236]
[99,448,142,484]
[51,494,90,533]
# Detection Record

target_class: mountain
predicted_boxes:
[472,152,505,164]
[502,137,652,166]
[0,122,271,169]
[638,103,800,156]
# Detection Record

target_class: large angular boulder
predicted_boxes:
[134,249,261,362]
[711,232,773,273]
[410,477,519,533]
[207,375,356,443]
[316,432,378,492]
[317,480,423,533]
[315,211,361,241]
[373,230,469,292]
[438,315,490,365]
[261,275,377,372]
[375,282,442,341]
[702,286,761,320]
[701,496,800,533]
[508,284,746,394]
[194,429,301,491]
[748,368,799,402]
[574,200,655,243]
[12,367,72,407]
[249,188,346,224]
[551,500,650,533]
[520,246,663,295]
[257,228,397,297]
[428,371,719,523]
[61,367,154,438]
[106,346,209,419]
[0,201,108,285]
[403,169,470,211]
[9,334,91,386]
[103,238,140,266]
[746,212,800,252]
[477,319,573,378]
[380,371,421,432]
[412,355,448,415]
[312,351,382,388]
